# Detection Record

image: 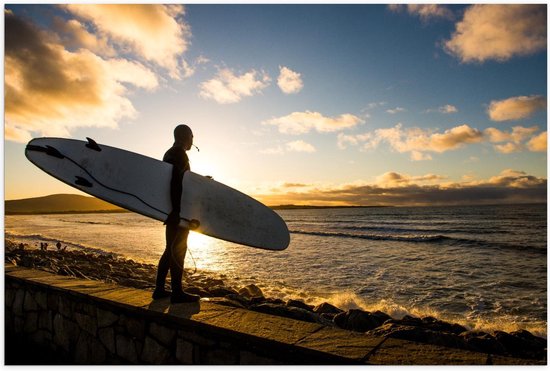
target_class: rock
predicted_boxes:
[53,314,80,353]
[225,293,251,307]
[149,322,176,347]
[238,284,264,299]
[286,299,314,312]
[98,327,116,354]
[141,336,171,364]
[75,312,97,336]
[320,312,338,321]
[250,303,320,323]
[495,330,547,359]
[176,338,194,364]
[23,291,38,311]
[120,314,145,339]
[460,331,506,355]
[313,302,343,315]
[206,297,246,309]
[420,316,468,335]
[97,308,118,328]
[333,309,386,332]
[368,322,467,350]
[116,334,139,364]
[208,286,238,298]
[74,331,107,364]
[183,286,210,297]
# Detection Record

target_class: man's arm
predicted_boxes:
[164,148,186,225]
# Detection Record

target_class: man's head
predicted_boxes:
[174,124,193,150]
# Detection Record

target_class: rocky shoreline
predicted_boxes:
[5,239,546,361]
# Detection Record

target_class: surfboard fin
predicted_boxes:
[26,144,65,159]
[75,176,93,188]
[85,137,102,152]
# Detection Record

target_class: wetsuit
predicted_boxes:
[155,144,190,294]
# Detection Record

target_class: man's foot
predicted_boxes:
[152,288,171,300]
[171,291,200,304]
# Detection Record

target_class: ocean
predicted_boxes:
[5,203,547,337]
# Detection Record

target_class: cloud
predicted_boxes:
[263,111,364,135]
[389,4,454,21]
[63,4,190,78]
[52,17,115,57]
[337,132,372,149]
[254,169,546,206]
[286,140,316,153]
[483,126,539,153]
[277,66,303,94]
[444,4,546,63]
[5,11,158,142]
[375,172,446,187]
[341,124,483,160]
[199,68,271,104]
[386,107,406,114]
[527,132,547,152]
[340,123,545,158]
[261,140,316,155]
[440,105,457,114]
[487,95,546,122]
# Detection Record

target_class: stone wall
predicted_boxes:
[5,264,541,365]
[4,265,358,364]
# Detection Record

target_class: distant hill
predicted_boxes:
[5,194,125,214]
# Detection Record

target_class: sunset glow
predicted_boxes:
[4,4,547,206]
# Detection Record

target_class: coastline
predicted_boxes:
[5,238,546,361]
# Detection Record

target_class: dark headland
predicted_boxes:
[5,194,380,215]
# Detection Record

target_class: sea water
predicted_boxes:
[5,204,547,337]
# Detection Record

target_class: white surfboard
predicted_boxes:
[25,137,290,251]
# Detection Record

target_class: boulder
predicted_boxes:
[494,330,547,359]
[238,284,264,299]
[368,322,467,349]
[460,331,506,355]
[420,316,468,335]
[183,286,210,297]
[286,299,314,312]
[250,303,319,324]
[313,302,343,315]
[207,286,238,298]
[206,297,246,309]
[333,309,386,332]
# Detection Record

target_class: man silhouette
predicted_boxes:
[153,124,200,303]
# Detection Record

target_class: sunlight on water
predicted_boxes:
[5,204,547,337]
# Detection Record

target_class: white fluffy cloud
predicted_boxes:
[438,104,458,114]
[356,123,483,159]
[487,95,546,122]
[339,123,546,158]
[261,140,316,155]
[444,4,546,63]
[199,68,271,104]
[388,4,454,21]
[263,111,364,135]
[527,132,547,152]
[286,140,316,153]
[277,66,303,94]
[63,4,190,78]
[5,10,159,142]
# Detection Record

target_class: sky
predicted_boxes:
[4,4,548,206]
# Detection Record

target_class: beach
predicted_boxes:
[5,238,546,361]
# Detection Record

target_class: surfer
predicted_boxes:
[153,124,200,303]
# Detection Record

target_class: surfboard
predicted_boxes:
[25,137,290,251]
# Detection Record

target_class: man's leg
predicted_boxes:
[169,227,188,294]
[169,227,199,303]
